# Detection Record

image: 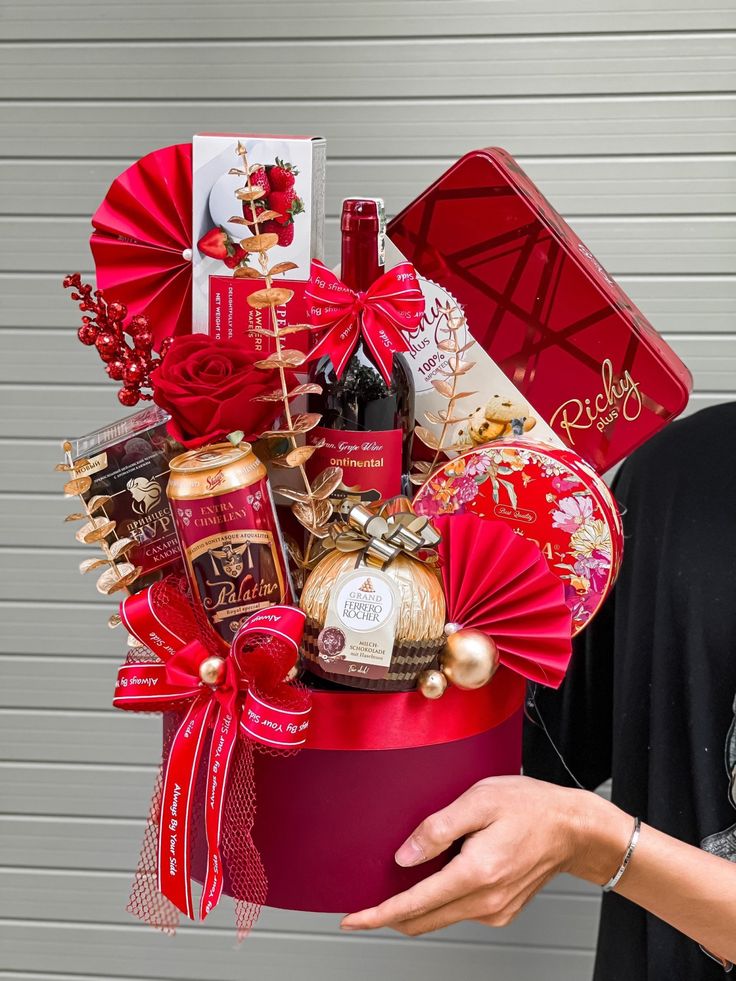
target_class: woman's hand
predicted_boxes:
[340,775,632,936]
[341,774,736,962]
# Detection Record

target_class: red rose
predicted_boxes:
[152,335,291,448]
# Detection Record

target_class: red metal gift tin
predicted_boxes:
[413,438,623,635]
[388,148,692,473]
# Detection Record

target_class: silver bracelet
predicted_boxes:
[602,816,641,892]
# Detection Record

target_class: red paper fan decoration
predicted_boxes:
[90,143,193,350]
[434,513,573,688]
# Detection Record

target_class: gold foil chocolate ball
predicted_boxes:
[417,668,447,700]
[199,655,226,686]
[301,550,446,648]
[441,628,499,690]
[300,548,446,691]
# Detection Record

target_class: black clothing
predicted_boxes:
[524,403,736,981]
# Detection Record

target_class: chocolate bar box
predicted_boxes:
[71,407,182,578]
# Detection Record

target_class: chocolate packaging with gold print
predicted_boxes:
[167,442,293,646]
[70,406,182,583]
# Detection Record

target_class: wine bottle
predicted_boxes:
[307,198,415,505]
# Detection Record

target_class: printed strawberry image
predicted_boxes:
[197,226,230,260]
[269,187,305,226]
[250,166,271,197]
[198,227,249,269]
[241,199,268,228]
[261,219,294,247]
[268,157,298,191]
[225,155,304,263]
[223,244,248,269]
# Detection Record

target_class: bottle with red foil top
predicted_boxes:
[167,442,293,648]
[307,198,415,504]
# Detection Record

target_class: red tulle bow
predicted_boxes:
[114,581,308,923]
[305,259,425,385]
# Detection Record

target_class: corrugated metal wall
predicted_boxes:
[0,2,734,978]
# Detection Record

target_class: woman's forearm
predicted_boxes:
[340,775,735,959]
[571,793,736,964]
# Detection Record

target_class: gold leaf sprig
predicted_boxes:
[57,440,141,625]
[229,142,342,579]
[411,303,477,492]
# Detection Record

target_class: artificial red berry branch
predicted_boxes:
[63,273,171,407]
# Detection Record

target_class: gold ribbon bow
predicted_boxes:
[328,498,441,569]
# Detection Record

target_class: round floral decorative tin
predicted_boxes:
[413,438,623,635]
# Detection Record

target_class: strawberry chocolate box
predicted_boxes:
[192,133,326,358]
[387,148,693,473]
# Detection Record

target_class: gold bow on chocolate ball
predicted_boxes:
[327,498,440,570]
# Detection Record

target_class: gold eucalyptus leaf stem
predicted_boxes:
[238,144,320,538]
[420,312,462,493]
[62,442,130,595]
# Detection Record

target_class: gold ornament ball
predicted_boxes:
[417,668,448,700]
[441,628,499,690]
[199,655,226,686]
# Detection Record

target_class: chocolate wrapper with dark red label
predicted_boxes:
[70,406,183,583]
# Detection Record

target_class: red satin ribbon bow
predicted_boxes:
[114,584,308,921]
[305,259,425,385]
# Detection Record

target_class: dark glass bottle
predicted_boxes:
[307,198,415,503]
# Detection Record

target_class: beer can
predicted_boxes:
[167,442,293,646]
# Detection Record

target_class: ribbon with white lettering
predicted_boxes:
[113,580,309,923]
[233,606,311,748]
[305,259,425,385]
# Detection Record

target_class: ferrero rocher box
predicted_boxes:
[71,407,182,579]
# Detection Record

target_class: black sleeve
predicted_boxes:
[521,468,625,791]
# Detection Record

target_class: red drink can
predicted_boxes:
[167,442,292,646]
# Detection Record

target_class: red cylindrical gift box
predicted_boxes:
[190,668,525,913]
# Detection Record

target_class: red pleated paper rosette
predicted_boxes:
[90,143,193,349]
[433,513,573,688]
